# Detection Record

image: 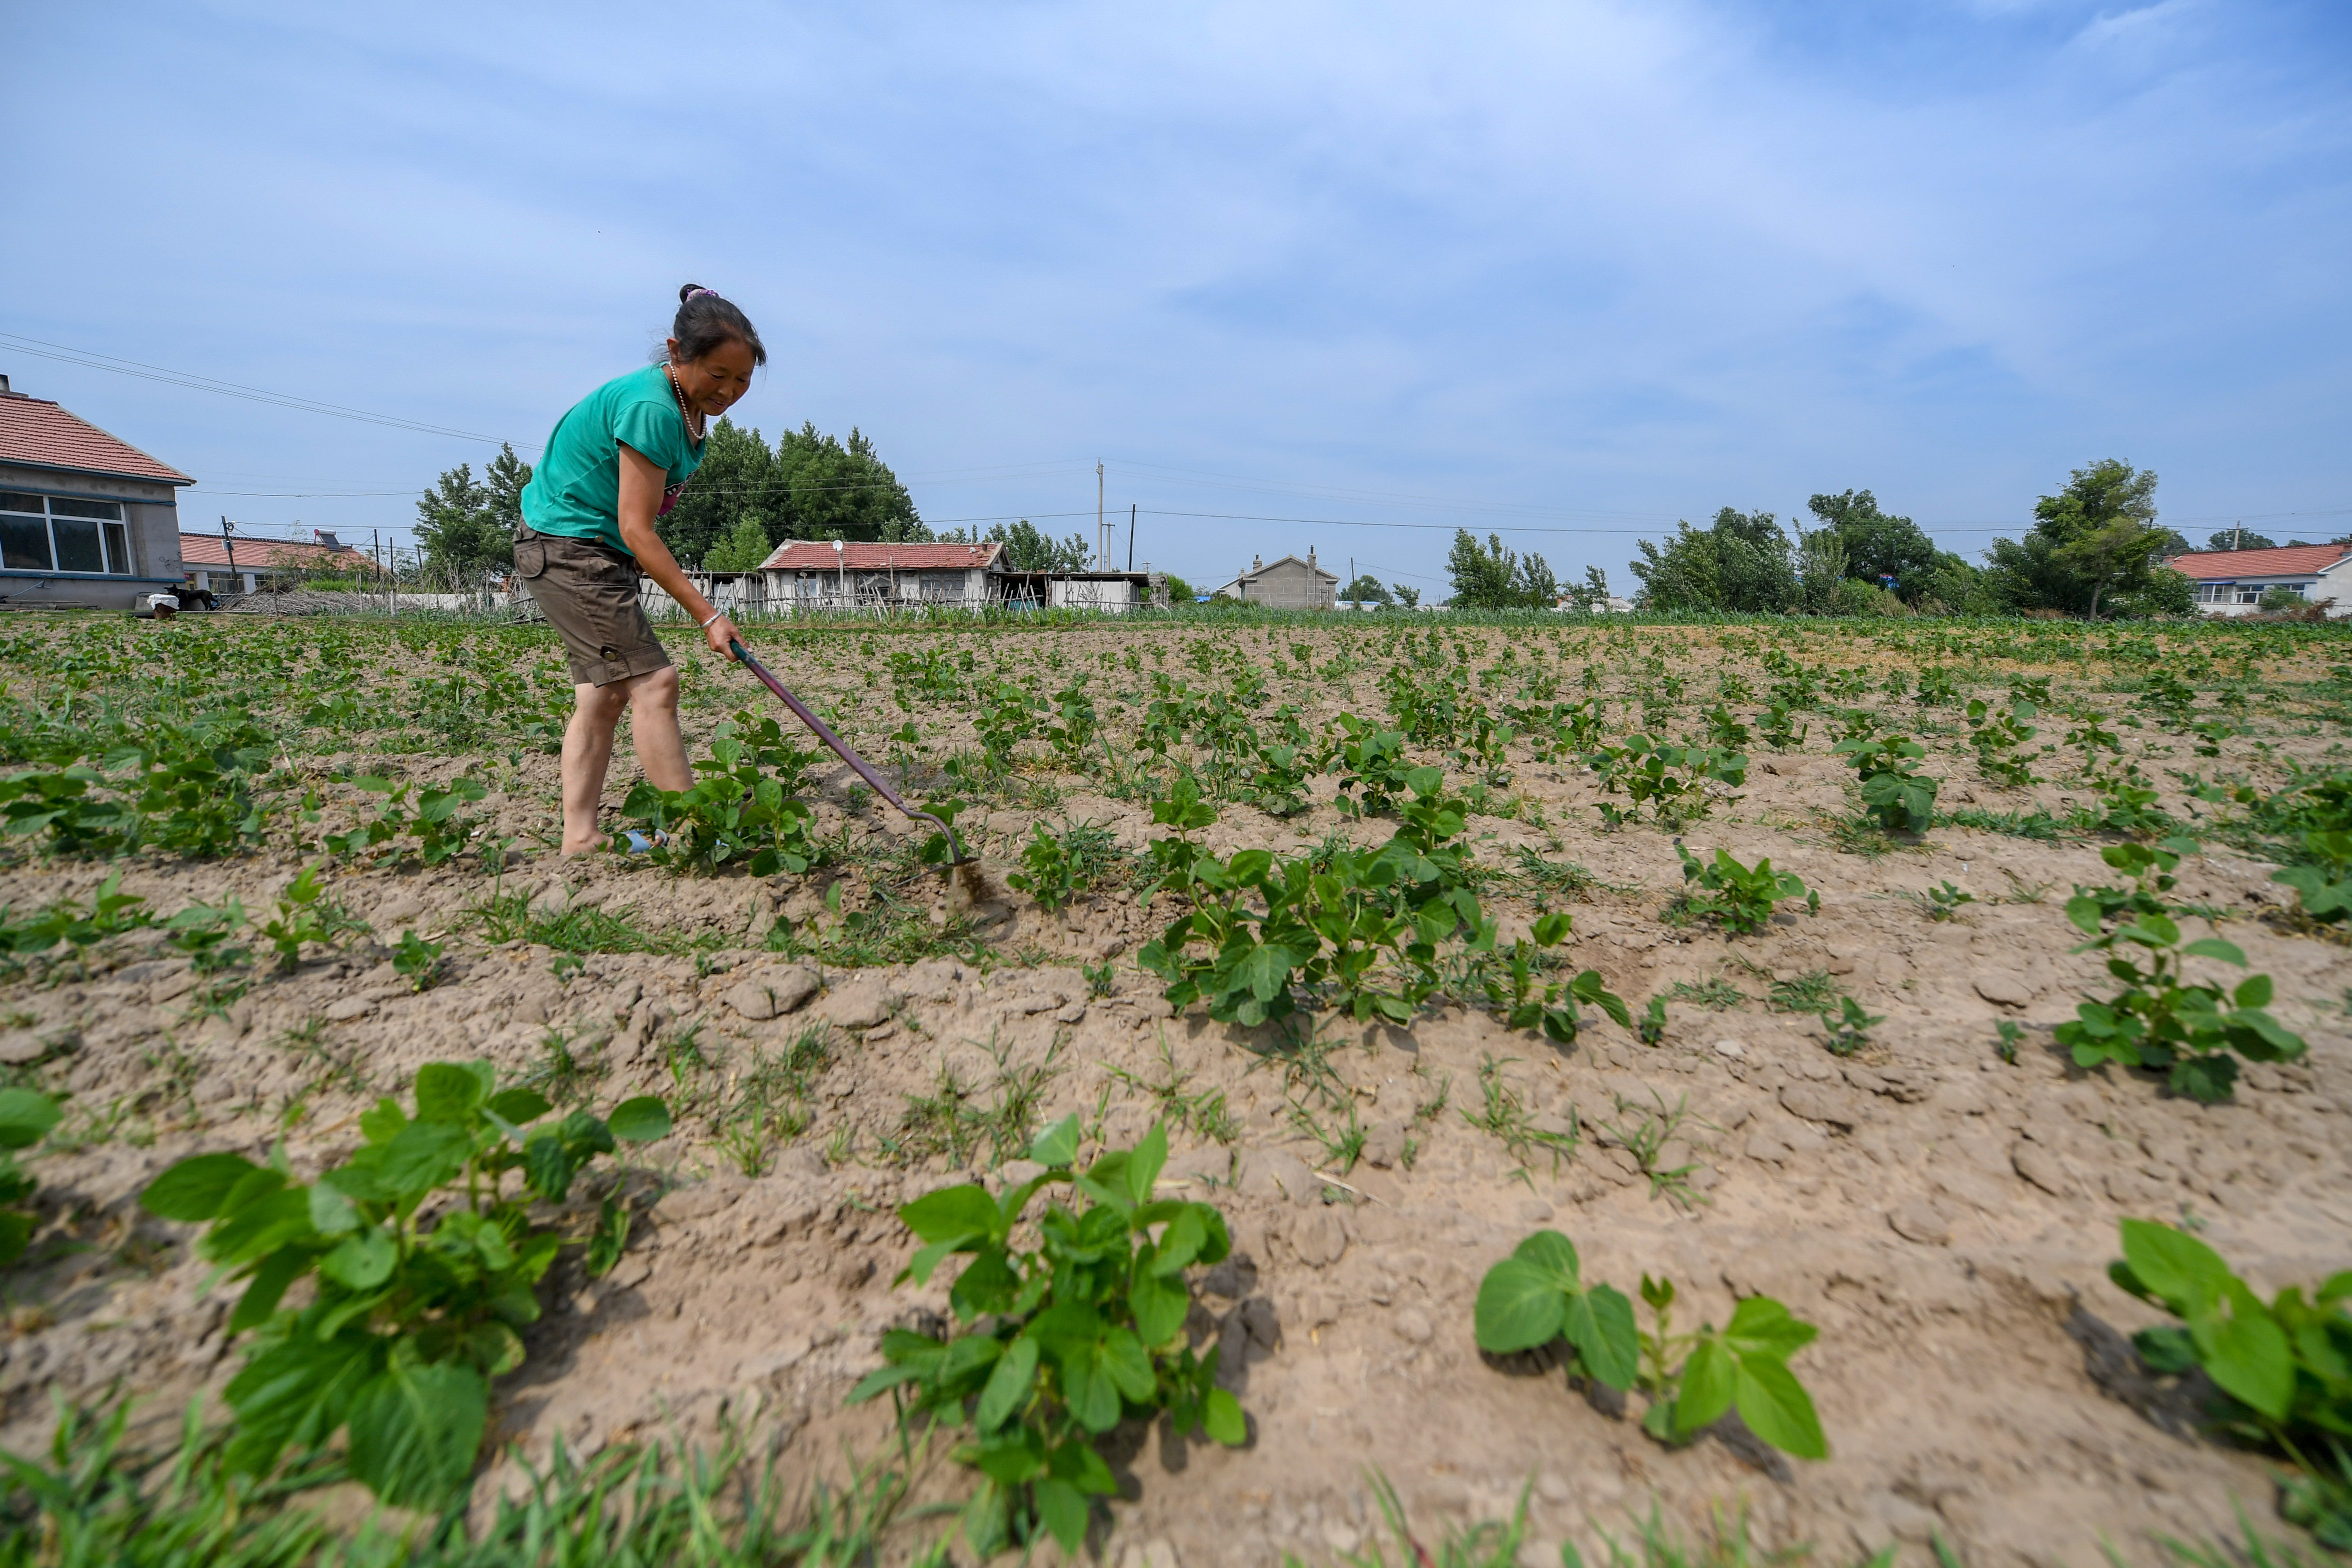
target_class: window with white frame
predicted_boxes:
[2194,582,2233,604]
[0,492,133,575]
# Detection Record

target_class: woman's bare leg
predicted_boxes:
[560,668,691,856]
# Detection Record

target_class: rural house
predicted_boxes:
[2161,543,2352,617]
[659,538,1168,616]
[179,529,389,598]
[1212,549,1338,610]
[0,375,193,611]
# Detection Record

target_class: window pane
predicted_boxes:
[48,497,125,521]
[52,518,104,573]
[0,515,54,570]
[0,492,42,517]
[103,522,131,575]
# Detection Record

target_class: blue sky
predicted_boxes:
[4,0,2347,595]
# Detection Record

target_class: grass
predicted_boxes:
[1102,1034,1242,1145]
[467,889,718,958]
[1461,1054,1577,1177]
[0,1396,930,1568]
[1762,969,1840,1014]
[888,1028,1058,1169]
[1594,1090,1709,1207]
[1939,805,2069,843]
[1665,976,1748,1011]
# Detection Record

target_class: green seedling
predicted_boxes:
[1473,1231,1826,1461]
[1831,733,1938,834]
[1672,845,1818,936]
[1919,882,1974,921]
[1634,996,1669,1048]
[2057,842,2305,1103]
[166,898,250,975]
[1964,697,2039,788]
[0,1088,63,1266]
[259,866,368,973]
[392,930,444,992]
[138,1062,670,1510]
[2272,830,2352,926]
[2110,1218,2352,1546]
[849,1119,1244,1559]
[1995,1020,2023,1064]
[1818,996,1885,1057]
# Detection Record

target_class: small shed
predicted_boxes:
[1213,549,1338,610]
[0,375,193,611]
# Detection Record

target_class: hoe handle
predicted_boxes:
[727,638,968,865]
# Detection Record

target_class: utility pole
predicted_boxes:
[1097,462,1106,570]
[2234,524,2243,550]
[1127,503,1136,572]
[220,516,237,593]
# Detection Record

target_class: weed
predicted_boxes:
[1595,1092,1708,1206]
[258,866,368,973]
[1289,1096,1367,1174]
[1462,1054,1577,1175]
[1904,881,1975,921]
[1103,1036,1240,1145]
[1764,969,1840,1013]
[1634,996,1669,1046]
[0,1088,62,1265]
[851,1119,1244,1557]
[1082,961,1116,999]
[1664,977,1746,1011]
[1995,1020,2023,1064]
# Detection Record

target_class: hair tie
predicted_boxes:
[687,288,719,301]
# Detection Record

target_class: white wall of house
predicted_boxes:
[2183,560,2352,617]
[0,463,185,610]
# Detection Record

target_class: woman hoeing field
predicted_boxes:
[516,285,762,855]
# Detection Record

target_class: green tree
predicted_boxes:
[1630,509,1796,613]
[1446,530,1557,609]
[656,417,772,567]
[700,514,773,572]
[1985,459,2180,619]
[1342,573,1394,607]
[1794,525,1849,615]
[1391,582,1421,609]
[771,425,927,543]
[1806,490,1939,591]
[2208,528,2277,551]
[413,463,508,580]
[482,444,532,551]
[1162,572,1197,603]
[986,519,1092,572]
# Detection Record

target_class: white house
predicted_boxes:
[647,538,1167,617]
[2161,544,2352,618]
[0,375,194,611]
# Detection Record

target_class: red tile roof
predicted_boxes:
[757,539,1003,572]
[179,532,381,571]
[2162,545,2350,580]
[0,395,193,485]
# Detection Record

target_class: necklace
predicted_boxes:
[665,364,707,446]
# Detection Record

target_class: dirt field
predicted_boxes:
[2,610,2347,1565]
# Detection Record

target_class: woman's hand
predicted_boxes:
[703,612,741,657]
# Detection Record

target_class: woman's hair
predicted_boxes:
[664,283,767,367]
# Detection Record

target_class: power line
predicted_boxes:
[0,333,537,450]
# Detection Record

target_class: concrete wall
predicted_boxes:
[0,462,185,612]
[2186,560,2352,618]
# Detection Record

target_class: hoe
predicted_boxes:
[727,637,985,899]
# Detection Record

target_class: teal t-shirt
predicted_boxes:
[518,365,702,554]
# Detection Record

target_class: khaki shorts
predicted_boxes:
[513,526,673,687]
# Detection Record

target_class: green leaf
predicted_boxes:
[1563,1282,1639,1392]
[412,1062,484,1124]
[2180,938,2247,966]
[0,1212,32,1268]
[606,1096,672,1144]
[345,1358,487,1511]
[975,1336,1037,1433]
[1127,1122,1168,1207]
[2194,1279,2294,1421]
[1036,1476,1089,1554]
[220,1324,381,1480]
[1202,1386,1247,1446]
[2232,973,2273,1009]
[1473,1256,1568,1353]
[1733,1353,1828,1459]
[1031,1114,1081,1167]
[2169,1054,2240,1105]
[1130,1267,1189,1348]
[1512,1228,1581,1287]
[370,1120,471,1202]
[2118,1220,2231,1312]
[1722,1295,1818,1361]
[0,1089,60,1151]
[521,1136,581,1204]
[485,1088,551,1126]
[1674,1337,1736,1436]
[900,1185,1001,1246]
[320,1228,396,1291]
[141,1152,261,1222]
